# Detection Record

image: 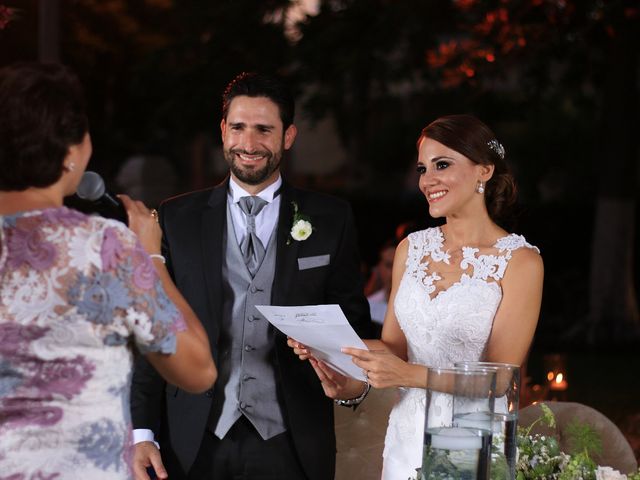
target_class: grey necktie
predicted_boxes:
[238,196,268,276]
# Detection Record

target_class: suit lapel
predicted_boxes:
[200,180,228,336]
[272,182,300,306]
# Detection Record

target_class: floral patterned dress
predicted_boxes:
[0,207,185,479]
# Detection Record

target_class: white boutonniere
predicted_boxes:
[288,201,313,244]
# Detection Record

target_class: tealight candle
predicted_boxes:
[549,372,568,391]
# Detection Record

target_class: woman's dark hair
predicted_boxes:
[0,62,88,191]
[222,72,295,129]
[420,114,517,222]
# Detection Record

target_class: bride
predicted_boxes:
[289,114,543,479]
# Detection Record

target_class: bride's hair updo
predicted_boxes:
[419,114,517,223]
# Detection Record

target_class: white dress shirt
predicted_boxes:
[228,175,282,249]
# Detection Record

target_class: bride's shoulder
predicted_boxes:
[394,236,410,265]
[494,232,543,277]
[502,235,544,283]
[503,251,544,295]
[496,233,540,255]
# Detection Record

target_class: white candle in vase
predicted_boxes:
[454,411,493,430]
[429,427,482,451]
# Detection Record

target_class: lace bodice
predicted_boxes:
[382,227,539,479]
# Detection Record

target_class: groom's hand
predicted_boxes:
[309,358,367,400]
[286,337,368,399]
[287,337,313,360]
[133,441,167,480]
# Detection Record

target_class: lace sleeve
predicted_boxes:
[99,222,186,355]
[495,234,540,255]
[405,230,423,270]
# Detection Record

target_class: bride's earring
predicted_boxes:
[476,180,485,194]
[64,162,76,172]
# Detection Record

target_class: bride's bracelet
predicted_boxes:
[334,381,371,407]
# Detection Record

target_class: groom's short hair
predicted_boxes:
[222,72,295,129]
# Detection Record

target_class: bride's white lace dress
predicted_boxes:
[381,227,539,480]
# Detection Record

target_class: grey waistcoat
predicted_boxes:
[210,202,286,440]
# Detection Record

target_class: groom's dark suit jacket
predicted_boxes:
[130,179,372,480]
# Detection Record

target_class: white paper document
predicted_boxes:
[255,304,368,381]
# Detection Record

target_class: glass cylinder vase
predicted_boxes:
[455,362,521,480]
[422,367,496,480]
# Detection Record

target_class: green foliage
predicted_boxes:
[557,451,596,480]
[489,447,509,480]
[540,403,556,429]
[564,420,602,457]
[516,428,568,479]
[515,404,637,480]
[628,469,640,480]
[421,444,460,479]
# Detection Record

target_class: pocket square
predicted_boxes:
[297,254,330,270]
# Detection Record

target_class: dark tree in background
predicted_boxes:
[587,2,639,343]
[292,0,457,191]
[1,0,638,346]
[120,0,294,188]
[292,0,640,346]
[421,0,640,345]
[0,0,294,188]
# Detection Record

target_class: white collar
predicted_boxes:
[228,175,283,204]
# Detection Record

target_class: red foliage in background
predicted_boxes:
[0,4,15,29]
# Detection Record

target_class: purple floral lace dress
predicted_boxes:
[0,207,185,479]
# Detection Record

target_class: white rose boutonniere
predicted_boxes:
[288,201,313,244]
[291,219,312,241]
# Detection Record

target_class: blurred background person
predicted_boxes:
[0,62,216,479]
[115,153,179,209]
[365,239,396,336]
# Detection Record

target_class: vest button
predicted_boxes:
[250,286,258,293]
[243,374,253,381]
[239,401,251,409]
[248,315,259,322]
[244,345,254,352]
[205,389,213,398]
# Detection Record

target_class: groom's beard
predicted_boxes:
[224,142,284,186]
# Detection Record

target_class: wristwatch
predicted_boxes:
[334,381,371,407]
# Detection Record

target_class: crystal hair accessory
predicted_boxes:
[487,139,505,159]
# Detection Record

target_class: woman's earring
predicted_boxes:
[64,162,76,172]
[476,180,485,194]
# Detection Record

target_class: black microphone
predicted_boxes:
[76,171,128,223]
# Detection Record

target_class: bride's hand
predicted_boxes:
[342,347,426,389]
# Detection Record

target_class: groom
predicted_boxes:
[130,72,372,480]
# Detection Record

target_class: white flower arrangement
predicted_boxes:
[412,404,640,480]
[288,201,313,243]
[596,466,629,480]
